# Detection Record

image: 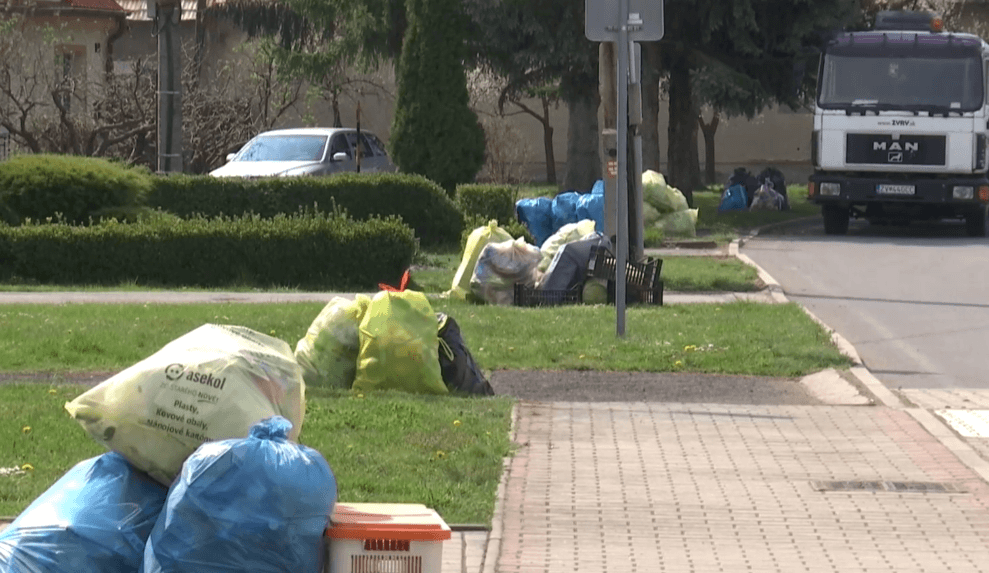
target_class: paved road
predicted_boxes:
[744,218,989,392]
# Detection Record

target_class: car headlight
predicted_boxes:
[820,182,841,196]
[953,186,975,200]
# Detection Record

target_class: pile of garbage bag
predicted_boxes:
[447,218,658,307]
[641,170,698,237]
[295,290,493,396]
[718,167,790,212]
[0,417,336,573]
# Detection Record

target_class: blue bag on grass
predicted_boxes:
[718,184,748,212]
[142,416,336,573]
[515,197,554,246]
[0,452,167,573]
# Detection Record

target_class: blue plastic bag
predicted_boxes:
[550,192,580,231]
[718,184,748,212]
[515,197,554,246]
[142,416,336,573]
[575,193,604,235]
[0,452,167,573]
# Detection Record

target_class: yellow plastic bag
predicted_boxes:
[65,324,305,486]
[353,291,448,395]
[447,220,513,300]
[295,295,371,389]
[655,208,699,237]
[642,170,689,214]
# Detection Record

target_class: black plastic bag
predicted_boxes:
[436,313,495,396]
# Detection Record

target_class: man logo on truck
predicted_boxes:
[888,152,904,162]
[873,141,919,152]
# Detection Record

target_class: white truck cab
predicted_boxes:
[808,10,989,236]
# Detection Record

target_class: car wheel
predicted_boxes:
[822,204,849,235]
[965,206,987,237]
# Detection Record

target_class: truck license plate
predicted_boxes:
[876,184,915,195]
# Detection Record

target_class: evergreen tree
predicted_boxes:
[390,0,485,195]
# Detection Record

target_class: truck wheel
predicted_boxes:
[822,205,849,235]
[965,206,988,237]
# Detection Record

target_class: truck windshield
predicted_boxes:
[818,33,984,112]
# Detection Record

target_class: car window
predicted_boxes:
[343,133,364,159]
[361,133,385,157]
[329,135,351,158]
[238,135,328,162]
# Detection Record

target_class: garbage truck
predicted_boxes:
[808,10,989,236]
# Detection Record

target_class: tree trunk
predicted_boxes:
[563,91,601,193]
[541,96,556,185]
[666,53,693,206]
[641,42,661,173]
[698,110,719,185]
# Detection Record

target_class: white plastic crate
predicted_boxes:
[325,503,451,573]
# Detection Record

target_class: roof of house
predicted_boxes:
[115,0,223,21]
[66,0,126,11]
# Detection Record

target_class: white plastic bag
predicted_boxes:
[65,324,306,486]
[469,237,542,305]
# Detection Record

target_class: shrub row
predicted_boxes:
[0,212,416,290]
[148,172,463,248]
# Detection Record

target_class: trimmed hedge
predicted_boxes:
[148,172,463,248]
[0,154,153,226]
[0,213,416,290]
[455,184,517,226]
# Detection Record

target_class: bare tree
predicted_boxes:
[0,18,312,172]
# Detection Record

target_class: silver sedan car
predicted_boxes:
[209,127,397,178]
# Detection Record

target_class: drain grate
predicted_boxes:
[812,480,965,493]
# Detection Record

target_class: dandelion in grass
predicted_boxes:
[21,426,30,434]
[435,451,447,460]
[48,389,56,395]
[20,463,33,472]
[453,420,462,427]
[674,360,683,367]
[684,345,697,352]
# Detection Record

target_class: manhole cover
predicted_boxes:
[812,480,964,493]
[936,409,989,438]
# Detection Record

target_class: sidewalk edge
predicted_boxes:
[481,401,519,573]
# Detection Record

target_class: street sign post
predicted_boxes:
[585,0,663,337]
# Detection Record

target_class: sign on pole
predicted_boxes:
[585,0,664,42]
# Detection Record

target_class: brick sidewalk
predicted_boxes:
[490,401,989,573]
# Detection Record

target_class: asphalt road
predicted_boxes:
[744,216,989,391]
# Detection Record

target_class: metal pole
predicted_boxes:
[156,1,182,173]
[615,0,629,337]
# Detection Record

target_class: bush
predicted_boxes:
[455,184,517,225]
[0,212,416,290]
[148,172,463,248]
[0,154,153,226]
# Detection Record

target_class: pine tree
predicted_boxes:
[390,0,485,195]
